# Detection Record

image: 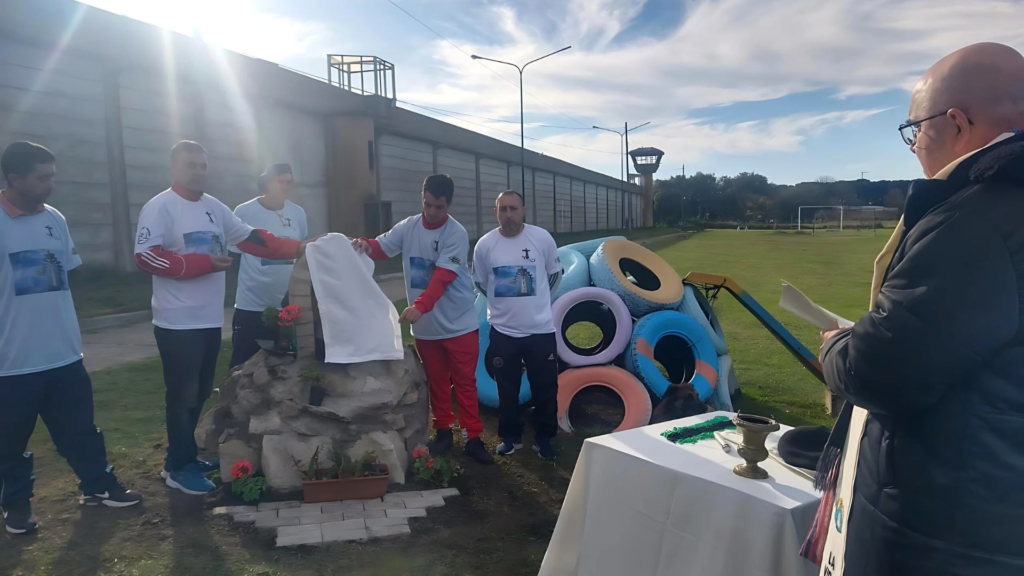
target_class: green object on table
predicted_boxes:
[661,415,736,445]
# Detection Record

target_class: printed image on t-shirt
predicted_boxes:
[9,249,69,296]
[260,258,295,266]
[409,257,436,290]
[493,265,537,297]
[183,231,226,256]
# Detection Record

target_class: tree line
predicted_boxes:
[653,172,911,226]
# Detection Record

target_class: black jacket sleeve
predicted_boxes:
[822,209,1018,416]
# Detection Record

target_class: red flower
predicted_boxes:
[427,459,434,468]
[231,460,252,479]
[413,446,429,460]
[278,305,301,326]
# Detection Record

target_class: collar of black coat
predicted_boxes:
[903,131,1024,231]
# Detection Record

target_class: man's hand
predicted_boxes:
[210,255,233,272]
[820,328,845,356]
[399,306,423,324]
[297,234,327,258]
[351,238,371,254]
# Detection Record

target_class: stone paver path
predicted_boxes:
[213,488,459,547]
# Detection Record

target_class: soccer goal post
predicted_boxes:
[798,206,899,232]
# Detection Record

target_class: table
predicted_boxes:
[539,412,821,576]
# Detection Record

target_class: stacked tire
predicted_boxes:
[476,236,737,434]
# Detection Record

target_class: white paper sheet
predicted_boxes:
[305,234,404,364]
[779,281,854,331]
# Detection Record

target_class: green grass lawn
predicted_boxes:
[3,229,888,575]
[657,229,889,426]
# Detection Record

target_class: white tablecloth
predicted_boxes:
[539,412,820,576]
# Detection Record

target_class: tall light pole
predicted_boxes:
[471,46,571,202]
[592,125,625,182]
[623,121,650,182]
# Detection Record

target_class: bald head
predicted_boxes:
[909,43,1024,177]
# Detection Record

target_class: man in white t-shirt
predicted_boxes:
[228,163,308,368]
[135,141,313,496]
[473,191,562,459]
[353,174,493,464]
[0,142,142,536]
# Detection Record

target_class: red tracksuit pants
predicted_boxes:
[415,330,483,439]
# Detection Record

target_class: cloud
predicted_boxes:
[78,0,330,62]
[416,0,1024,120]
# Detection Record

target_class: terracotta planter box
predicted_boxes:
[302,465,389,503]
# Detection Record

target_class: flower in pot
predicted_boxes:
[262,304,301,353]
[293,446,390,504]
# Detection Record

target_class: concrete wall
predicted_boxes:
[0,36,114,264]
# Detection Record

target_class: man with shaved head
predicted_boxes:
[813,43,1024,575]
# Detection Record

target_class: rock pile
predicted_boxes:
[196,255,429,491]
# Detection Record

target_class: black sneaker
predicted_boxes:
[464,437,495,465]
[427,429,454,454]
[534,437,557,460]
[81,483,144,508]
[2,500,37,535]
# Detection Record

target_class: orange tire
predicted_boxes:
[557,366,653,434]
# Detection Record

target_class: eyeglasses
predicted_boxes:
[898,110,972,146]
[898,110,950,146]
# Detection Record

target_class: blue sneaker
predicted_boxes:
[165,464,216,495]
[161,458,219,479]
[496,437,523,456]
[534,437,557,460]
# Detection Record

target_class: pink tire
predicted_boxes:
[557,366,653,434]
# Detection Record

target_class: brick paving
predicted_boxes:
[212,488,459,547]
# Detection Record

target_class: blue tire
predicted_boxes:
[474,294,531,408]
[552,247,590,301]
[678,284,728,355]
[624,310,720,402]
[561,236,626,259]
[589,240,684,318]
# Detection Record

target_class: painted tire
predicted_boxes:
[561,236,626,259]
[552,287,631,367]
[557,366,652,434]
[552,247,590,302]
[474,294,531,407]
[707,355,736,412]
[625,310,719,402]
[679,284,728,355]
[589,239,684,317]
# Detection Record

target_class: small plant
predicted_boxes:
[292,447,388,481]
[412,446,462,487]
[299,367,326,385]
[262,307,281,329]
[230,460,268,503]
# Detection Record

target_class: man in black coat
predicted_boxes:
[820,42,1024,576]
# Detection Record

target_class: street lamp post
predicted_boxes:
[594,121,649,229]
[471,47,571,204]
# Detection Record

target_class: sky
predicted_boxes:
[77,0,1024,184]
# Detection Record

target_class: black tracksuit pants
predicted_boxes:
[485,328,559,441]
[154,327,221,472]
[0,360,115,506]
[229,308,276,369]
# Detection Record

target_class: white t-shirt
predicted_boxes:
[230,198,307,312]
[135,189,253,330]
[376,214,477,340]
[473,224,560,338]
[0,205,83,376]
